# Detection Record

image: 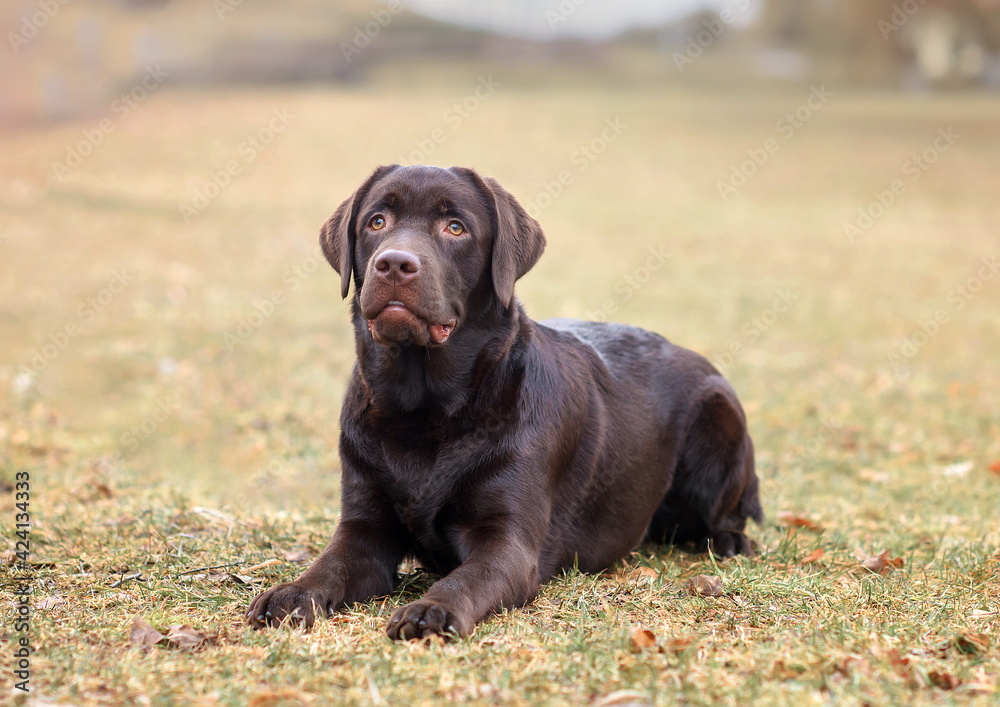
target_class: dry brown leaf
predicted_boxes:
[630,566,658,581]
[801,548,825,564]
[628,627,657,653]
[191,506,237,527]
[776,511,823,532]
[36,595,66,610]
[165,624,213,650]
[608,566,658,584]
[953,632,990,656]
[247,689,312,707]
[928,670,960,690]
[770,659,807,679]
[592,690,653,706]
[686,574,723,597]
[223,573,260,586]
[861,550,904,575]
[282,549,313,562]
[963,682,997,695]
[128,616,165,648]
[881,648,915,680]
[831,656,861,676]
[246,558,283,572]
[664,635,699,655]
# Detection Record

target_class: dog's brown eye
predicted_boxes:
[446,221,465,236]
[369,216,386,231]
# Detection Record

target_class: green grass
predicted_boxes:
[1,74,999,705]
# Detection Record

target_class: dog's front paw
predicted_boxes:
[246,582,336,629]
[386,599,471,640]
[708,530,753,558]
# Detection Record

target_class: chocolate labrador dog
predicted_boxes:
[247,165,762,639]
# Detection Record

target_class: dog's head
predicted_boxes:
[320,165,545,347]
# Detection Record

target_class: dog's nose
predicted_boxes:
[374,249,421,283]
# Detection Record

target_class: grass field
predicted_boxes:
[1,73,999,705]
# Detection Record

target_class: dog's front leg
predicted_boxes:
[387,525,540,640]
[247,499,406,629]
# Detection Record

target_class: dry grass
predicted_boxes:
[1,73,999,705]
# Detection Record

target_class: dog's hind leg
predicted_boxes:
[646,377,762,557]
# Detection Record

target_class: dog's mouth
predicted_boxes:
[367,301,457,345]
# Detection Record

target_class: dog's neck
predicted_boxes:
[351,299,527,417]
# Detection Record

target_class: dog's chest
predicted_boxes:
[377,436,463,547]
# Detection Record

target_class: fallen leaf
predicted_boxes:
[801,548,825,564]
[247,558,283,572]
[664,635,699,655]
[881,648,915,681]
[858,468,890,483]
[963,682,996,695]
[928,670,960,690]
[770,659,807,679]
[282,549,313,562]
[686,574,723,597]
[953,632,990,656]
[628,627,657,653]
[629,566,658,581]
[224,573,260,586]
[165,624,213,650]
[192,506,237,526]
[609,565,658,584]
[776,511,823,532]
[942,461,973,477]
[831,656,860,676]
[989,461,1000,476]
[861,550,904,575]
[128,616,165,648]
[36,595,66,610]
[592,690,653,706]
[247,689,312,707]
[128,617,214,651]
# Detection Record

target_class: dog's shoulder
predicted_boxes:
[536,318,717,381]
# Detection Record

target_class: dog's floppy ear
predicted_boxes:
[485,176,546,308]
[320,165,399,298]
[453,168,545,308]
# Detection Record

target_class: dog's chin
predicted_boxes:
[366,305,455,347]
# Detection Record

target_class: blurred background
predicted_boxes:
[5,0,1000,122]
[1,0,998,515]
